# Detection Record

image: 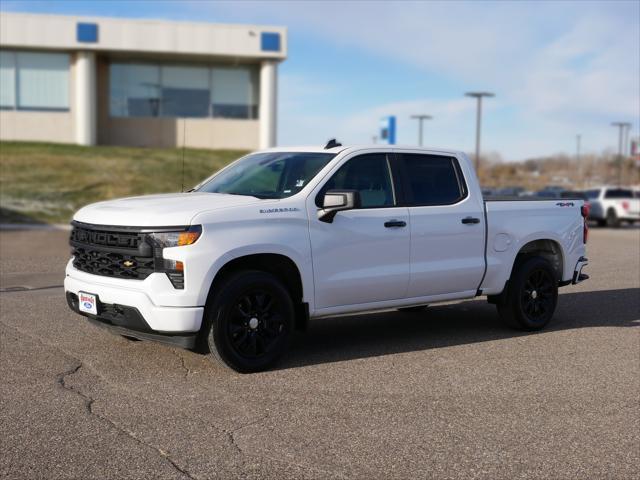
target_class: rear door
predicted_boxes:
[397,152,485,297]
[308,151,410,309]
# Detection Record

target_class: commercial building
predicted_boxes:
[0,12,287,150]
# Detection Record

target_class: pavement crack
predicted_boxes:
[56,362,94,415]
[224,414,347,479]
[55,361,198,479]
[172,349,196,378]
[226,413,271,454]
[0,284,63,293]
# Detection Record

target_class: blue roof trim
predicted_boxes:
[261,32,280,52]
[77,23,98,43]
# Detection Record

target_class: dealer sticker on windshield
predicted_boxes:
[78,292,98,315]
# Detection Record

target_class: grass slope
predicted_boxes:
[0,142,247,224]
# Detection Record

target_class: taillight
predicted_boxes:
[622,201,630,211]
[581,205,589,244]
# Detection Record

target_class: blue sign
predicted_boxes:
[379,116,396,145]
[77,23,98,43]
[261,32,281,52]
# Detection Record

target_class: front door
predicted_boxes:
[308,152,411,310]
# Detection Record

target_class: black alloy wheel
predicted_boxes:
[228,290,285,359]
[520,268,555,323]
[497,256,558,331]
[205,270,294,373]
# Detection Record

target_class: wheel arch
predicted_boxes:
[488,237,564,305]
[205,253,308,330]
[513,238,564,280]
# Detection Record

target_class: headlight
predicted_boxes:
[148,225,202,248]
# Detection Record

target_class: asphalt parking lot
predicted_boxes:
[0,227,638,479]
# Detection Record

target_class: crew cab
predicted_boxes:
[64,143,589,372]
[583,186,640,227]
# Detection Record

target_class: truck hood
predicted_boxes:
[73,192,262,227]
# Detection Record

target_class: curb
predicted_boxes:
[0,223,71,231]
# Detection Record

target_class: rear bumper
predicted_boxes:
[572,257,589,284]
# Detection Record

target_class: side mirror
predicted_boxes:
[318,190,361,223]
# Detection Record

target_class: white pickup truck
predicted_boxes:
[65,143,589,372]
[583,186,640,227]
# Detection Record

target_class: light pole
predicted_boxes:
[576,134,582,187]
[465,92,495,172]
[612,122,631,186]
[623,123,632,157]
[410,114,433,146]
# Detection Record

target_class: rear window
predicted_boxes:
[400,154,466,206]
[604,188,633,199]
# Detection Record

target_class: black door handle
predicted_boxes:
[461,217,481,224]
[384,220,407,228]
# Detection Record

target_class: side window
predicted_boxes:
[317,153,395,208]
[401,154,466,206]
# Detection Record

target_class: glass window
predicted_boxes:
[0,51,15,109]
[402,154,465,205]
[110,63,258,119]
[318,154,395,208]
[110,63,161,117]
[16,52,69,110]
[161,65,210,117]
[583,190,600,200]
[197,152,335,199]
[604,188,633,199]
[211,67,258,119]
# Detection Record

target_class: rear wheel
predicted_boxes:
[497,256,558,331]
[204,270,294,373]
[606,209,619,228]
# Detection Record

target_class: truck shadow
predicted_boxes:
[280,288,640,370]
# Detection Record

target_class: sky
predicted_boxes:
[2,0,638,161]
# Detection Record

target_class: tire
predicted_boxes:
[606,209,619,228]
[596,219,606,227]
[397,305,429,313]
[497,256,558,331]
[203,270,295,373]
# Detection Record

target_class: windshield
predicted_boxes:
[196,152,336,199]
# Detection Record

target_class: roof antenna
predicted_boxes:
[181,118,186,192]
[324,138,342,149]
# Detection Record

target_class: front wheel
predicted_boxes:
[204,270,294,373]
[497,256,558,331]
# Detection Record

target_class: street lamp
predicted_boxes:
[611,122,632,186]
[576,134,582,187]
[410,114,433,146]
[465,91,495,172]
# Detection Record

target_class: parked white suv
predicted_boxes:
[65,143,589,372]
[584,186,640,227]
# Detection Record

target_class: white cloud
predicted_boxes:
[194,0,639,159]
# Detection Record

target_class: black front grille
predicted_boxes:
[70,222,157,280]
[72,246,156,279]
[71,225,144,250]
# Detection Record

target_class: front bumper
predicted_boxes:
[64,268,204,333]
[66,292,197,349]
